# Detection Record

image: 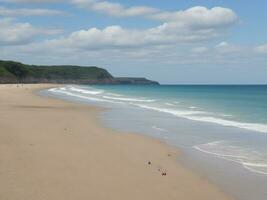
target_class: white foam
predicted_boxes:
[102,96,156,102]
[48,88,57,92]
[189,106,197,109]
[165,103,176,106]
[49,87,128,106]
[243,167,267,175]
[134,104,208,116]
[133,104,267,133]
[59,87,66,91]
[221,114,233,117]
[49,87,110,102]
[69,87,103,95]
[152,125,167,132]
[49,86,267,134]
[186,116,267,133]
[106,93,122,97]
[194,141,267,175]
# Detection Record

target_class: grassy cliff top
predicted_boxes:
[0,60,113,82]
[0,60,159,85]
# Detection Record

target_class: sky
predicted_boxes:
[0,0,266,84]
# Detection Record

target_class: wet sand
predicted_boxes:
[0,84,233,200]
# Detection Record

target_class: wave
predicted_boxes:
[48,86,267,134]
[133,104,267,133]
[59,87,66,91]
[47,86,267,177]
[102,96,156,102]
[48,88,57,92]
[186,116,267,133]
[106,93,122,97]
[134,103,208,116]
[220,114,233,117]
[69,87,103,95]
[152,125,167,132]
[48,87,111,103]
[165,103,176,106]
[194,141,267,175]
[189,106,197,109]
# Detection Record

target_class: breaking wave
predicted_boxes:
[194,141,267,175]
[47,85,267,134]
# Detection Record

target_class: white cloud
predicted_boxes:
[36,23,224,52]
[0,18,62,45]
[216,41,229,47]
[151,7,237,29]
[72,1,238,29]
[71,1,238,48]
[3,36,265,69]
[17,4,236,51]
[0,6,64,16]
[4,0,239,30]
[191,46,208,53]
[1,0,63,3]
[215,41,242,53]
[3,0,259,69]
[255,43,267,54]
[72,0,159,17]
[1,0,238,49]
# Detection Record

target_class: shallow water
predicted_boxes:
[42,84,267,200]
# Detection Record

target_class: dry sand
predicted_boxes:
[0,84,233,200]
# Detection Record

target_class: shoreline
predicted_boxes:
[0,84,233,200]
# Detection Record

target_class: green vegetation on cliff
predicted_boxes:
[0,60,113,83]
[0,60,159,85]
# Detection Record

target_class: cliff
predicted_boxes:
[114,77,159,85]
[0,60,159,85]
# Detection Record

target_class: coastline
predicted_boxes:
[0,84,233,200]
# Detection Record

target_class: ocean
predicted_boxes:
[43,84,267,200]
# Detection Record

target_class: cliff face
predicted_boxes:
[0,60,159,85]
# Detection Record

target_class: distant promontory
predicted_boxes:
[0,60,159,85]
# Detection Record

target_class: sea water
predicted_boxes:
[43,85,267,200]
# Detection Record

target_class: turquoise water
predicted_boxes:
[92,85,267,125]
[45,84,267,200]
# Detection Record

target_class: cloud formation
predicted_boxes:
[34,23,224,53]
[1,0,264,68]
[1,0,63,3]
[1,0,238,50]
[28,5,237,51]
[69,1,238,50]
[0,18,61,45]
[255,43,267,54]
[72,0,159,17]
[151,7,237,28]
[0,6,64,16]
[0,1,242,66]
[214,41,243,54]
[72,0,238,28]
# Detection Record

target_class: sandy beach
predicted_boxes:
[0,84,233,200]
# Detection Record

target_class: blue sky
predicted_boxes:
[0,0,266,84]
